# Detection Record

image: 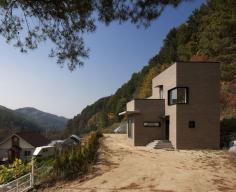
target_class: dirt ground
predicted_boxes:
[43,134,236,192]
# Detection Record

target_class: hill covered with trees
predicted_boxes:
[0,106,42,140]
[15,107,68,131]
[0,106,67,140]
[64,0,236,136]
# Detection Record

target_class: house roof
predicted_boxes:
[16,133,50,147]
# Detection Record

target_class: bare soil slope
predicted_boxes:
[43,134,236,192]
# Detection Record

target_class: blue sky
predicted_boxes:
[0,0,206,118]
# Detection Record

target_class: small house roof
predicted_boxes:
[17,132,50,147]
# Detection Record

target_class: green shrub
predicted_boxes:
[0,159,31,184]
[53,131,102,179]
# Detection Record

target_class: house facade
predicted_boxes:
[120,61,220,149]
[0,133,50,162]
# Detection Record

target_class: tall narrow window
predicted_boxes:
[168,87,188,105]
[159,86,163,99]
[128,118,133,138]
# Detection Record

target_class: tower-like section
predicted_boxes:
[175,61,220,149]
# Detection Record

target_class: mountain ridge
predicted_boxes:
[15,107,68,131]
[0,106,42,140]
[0,105,68,140]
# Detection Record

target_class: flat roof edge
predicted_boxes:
[176,61,219,63]
[133,99,164,100]
[119,110,140,116]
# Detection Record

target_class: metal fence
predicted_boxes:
[0,173,33,192]
[0,159,37,192]
[0,165,54,192]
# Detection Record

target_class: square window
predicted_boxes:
[189,121,195,128]
[168,87,189,105]
[24,151,31,156]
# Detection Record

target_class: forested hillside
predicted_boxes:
[65,0,236,136]
[0,106,67,140]
[15,107,68,131]
[0,106,42,140]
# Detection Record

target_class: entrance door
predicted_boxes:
[165,116,170,140]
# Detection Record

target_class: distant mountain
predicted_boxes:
[15,107,68,131]
[0,105,42,140]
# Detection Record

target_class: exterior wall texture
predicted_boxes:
[134,99,165,146]
[127,100,135,111]
[176,62,220,149]
[152,64,177,148]
[127,99,165,146]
